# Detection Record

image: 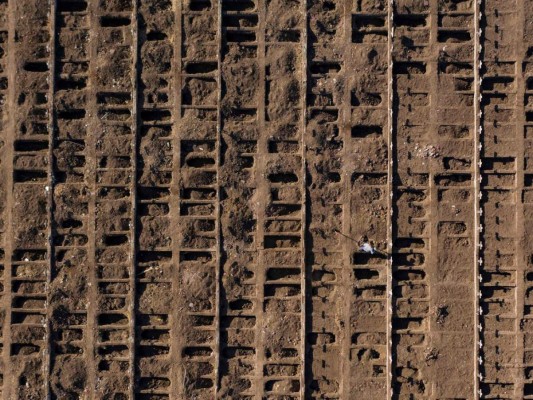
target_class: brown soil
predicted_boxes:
[0,0,531,399]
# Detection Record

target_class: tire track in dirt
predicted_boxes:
[516,1,528,398]
[0,0,13,397]
[474,0,481,396]
[522,0,533,395]
[428,4,439,399]
[386,1,394,397]
[254,0,268,394]
[86,0,98,396]
[341,0,353,396]
[300,1,308,396]
[170,2,183,398]
[215,1,222,393]
[130,0,139,397]
[516,3,533,398]
[46,1,56,397]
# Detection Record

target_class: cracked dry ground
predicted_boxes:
[0,0,532,399]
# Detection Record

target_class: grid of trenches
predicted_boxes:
[1,0,533,399]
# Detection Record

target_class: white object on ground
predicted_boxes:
[360,242,375,254]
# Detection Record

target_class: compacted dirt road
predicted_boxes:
[0,0,532,398]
